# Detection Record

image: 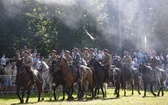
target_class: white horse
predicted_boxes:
[36,61,53,100]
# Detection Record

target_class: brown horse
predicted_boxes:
[55,57,93,100]
[15,59,42,103]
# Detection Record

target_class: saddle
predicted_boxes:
[69,65,78,76]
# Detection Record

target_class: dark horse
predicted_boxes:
[109,65,121,98]
[139,64,167,97]
[88,57,106,98]
[113,59,141,96]
[15,59,42,103]
[55,57,93,100]
[49,60,66,100]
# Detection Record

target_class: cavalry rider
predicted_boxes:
[22,50,35,83]
[102,49,111,84]
[150,51,159,81]
[83,47,91,64]
[89,48,96,59]
[72,48,81,82]
[64,50,73,65]
[121,51,132,75]
[47,50,58,67]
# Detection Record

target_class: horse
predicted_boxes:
[49,60,65,100]
[139,64,167,97]
[109,65,121,98]
[88,57,106,98]
[36,60,53,101]
[113,59,141,96]
[15,58,42,103]
[55,57,93,100]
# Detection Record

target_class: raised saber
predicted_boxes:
[84,30,95,41]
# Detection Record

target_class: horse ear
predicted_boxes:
[93,56,96,59]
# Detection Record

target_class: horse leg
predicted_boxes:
[143,83,147,97]
[77,82,82,100]
[16,86,22,103]
[53,86,56,101]
[158,82,163,96]
[41,82,46,101]
[150,84,156,97]
[116,80,120,98]
[137,81,141,95]
[25,88,30,103]
[101,85,105,98]
[123,82,126,96]
[21,88,25,103]
[49,82,52,100]
[62,84,66,100]
[36,80,42,102]
[131,81,134,95]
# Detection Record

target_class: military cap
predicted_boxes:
[51,50,57,53]
[84,47,89,50]
[103,49,109,52]
[65,50,70,54]
[73,48,78,51]
[24,50,30,55]
[89,48,94,52]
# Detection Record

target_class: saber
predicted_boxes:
[84,30,95,41]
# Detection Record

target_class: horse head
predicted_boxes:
[36,61,44,72]
[139,63,152,74]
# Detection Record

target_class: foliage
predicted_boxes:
[0,0,168,57]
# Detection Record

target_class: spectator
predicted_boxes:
[33,53,40,69]
[96,50,103,62]
[4,62,12,91]
[1,54,7,67]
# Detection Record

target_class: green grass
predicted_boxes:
[0,88,168,105]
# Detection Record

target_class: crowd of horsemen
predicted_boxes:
[21,46,166,86]
[1,46,168,94]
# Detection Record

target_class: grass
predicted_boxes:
[0,87,168,105]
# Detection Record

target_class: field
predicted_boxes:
[0,88,168,105]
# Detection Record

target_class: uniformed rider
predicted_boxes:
[102,49,111,84]
[47,50,58,67]
[22,50,35,83]
[72,48,81,82]
[121,51,132,75]
[150,51,158,81]
[64,50,73,65]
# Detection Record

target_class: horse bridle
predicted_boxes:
[40,61,48,73]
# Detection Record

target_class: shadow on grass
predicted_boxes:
[11,102,38,105]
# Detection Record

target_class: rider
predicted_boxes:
[47,50,58,67]
[121,51,132,75]
[150,51,159,81]
[83,47,90,64]
[102,49,111,84]
[22,50,35,83]
[89,48,96,59]
[64,50,73,65]
[72,48,81,82]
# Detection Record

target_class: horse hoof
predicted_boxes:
[41,98,44,101]
[20,100,24,103]
[116,95,120,98]
[154,94,157,97]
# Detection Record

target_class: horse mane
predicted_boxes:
[41,61,49,69]
[62,58,68,64]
